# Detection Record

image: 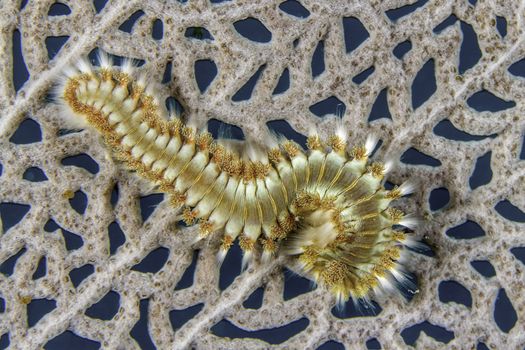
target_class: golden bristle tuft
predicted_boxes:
[182,208,198,225]
[386,207,404,223]
[282,141,300,158]
[368,162,385,178]
[221,235,234,250]
[386,186,402,199]
[239,235,255,252]
[199,219,214,238]
[351,145,367,160]
[196,132,213,151]
[306,135,323,150]
[267,148,282,163]
[328,135,345,153]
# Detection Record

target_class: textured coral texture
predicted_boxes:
[0,0,524,349]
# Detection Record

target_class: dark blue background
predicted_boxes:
[1,0,524,349]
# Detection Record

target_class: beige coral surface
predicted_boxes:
[0,0,524,349]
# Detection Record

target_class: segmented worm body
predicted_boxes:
[58,55,419,303]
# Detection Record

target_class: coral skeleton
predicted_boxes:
[58,55,419,303]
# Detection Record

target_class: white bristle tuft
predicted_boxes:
[217,249,228,265]
[398,179,417,196]
[399,214,422,230]
[97,50,112,69]
[76,58,93,74]
[241,251,253,271]
[365,133,379,156]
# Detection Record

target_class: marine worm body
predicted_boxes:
[58,54,419,303]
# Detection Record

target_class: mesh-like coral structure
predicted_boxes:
[0,0,524,349]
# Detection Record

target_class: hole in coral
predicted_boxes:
[118,10,145,33]
[108,221,126,255]
[44,219,59,232]
[468,0,477,5]
[293,38,300,47]
[10,118,42,144]
[438,280,472,307]
[393,40,412,59]
[0,333,8,349]
[243,287,264,309]
[0,163,2,177]
[165,96,185,116]
[467,90,516,112]
[0,298,4,313]
[110,183,119,207]
[511,247,525,265]
[352,66,375,85]
[131,247,170,273]
[207,118,245,140]
[266,120,307,149]
[162,61,172,84]
[429,187,450,211]
[232,64,266,101]
[69,190,87,215]
[368,88,391,122]
[471,260,496,278]
[366,338,382,349]
[0,203,30,234]
[184,27,214,40]
[496,16,507,38]
[401,321,455,346]
[411,58,436,109]
[233,18,272,43]
[61,154,99,175]
[130,299,156,350]
[152,19,163,40]
[23,167,48,182]
[332,299,382,319]
[43,330,100,350]
[459,21,482,74]
[446,220,485,239]
[311,40,325,78]
[342,17,369,53]
[494,288,517,333]
[273,67,290,95]
[219,239,242,291]
[508,58,525,78]
[85,291,120,320]
[45,36,69,60]
[69,264,94,288]
[20,0,28,9]
[477,343,490,350]
[0,247,27,276]
[93,0,107,13]
[32,256,47,280]
[175,250,199,290]
[283,268,315,300]
[385,0,430,22]
[61,228,83,251]
[495,200,525,223]
[469,151,492,190]
[48,2,70,16]
[194,59,218,93]
[433,119,496,141]
[27,298,57,327]
[317,340,345,350]
[12,29,29,92]
[139,193,164,222]
[279,0,310,18]
[309,96,346,118]
[210,0,231,3]
[211,318,310,344]
[433,14,458,33]
[401,147,441,166]
[170,303,204,331]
